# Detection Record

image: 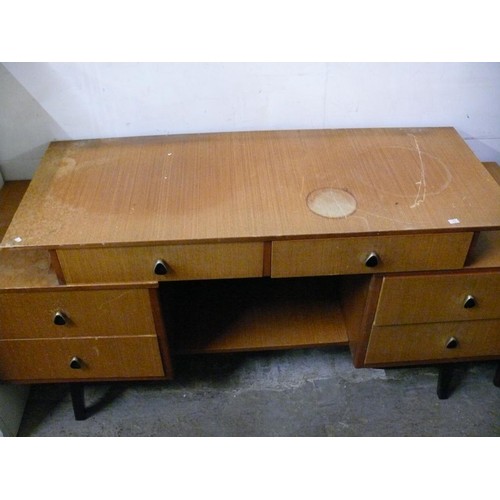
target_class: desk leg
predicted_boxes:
[494,363,500,388]
[70,383,87,420]
[437,365,454,400]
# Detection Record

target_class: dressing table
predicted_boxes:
[1,127,499,419]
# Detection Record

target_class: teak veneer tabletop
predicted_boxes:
[2,127,500,249]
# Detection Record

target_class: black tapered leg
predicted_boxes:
[437,365,454,400]
[70,383,87,420]
[494,363,500,388]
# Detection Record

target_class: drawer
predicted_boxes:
[0,336,165,382]
[0,287,158,340]
[374,271,500,326]
[365,320,500,365]
[57,242,264,284]
[271,232,473,278]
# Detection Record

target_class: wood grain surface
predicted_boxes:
[0,181,59,287]
[0,288,158,340]
[465,162,500,268]
[373,271,500,325]
[57,241,264,283]
[365,319,500,365]
[0,336,165,381]
[0,180,29,240]
[3,128,499,249]
[0,248,60,288]
[271,232,473,277]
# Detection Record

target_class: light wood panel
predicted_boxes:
[465,231,500,269]
[0,336,165,381]
[339,275,382,368]
[148,288,173,379]
[483,162,500,185]
[162,277,347,353]
[0,288,157,340]
[0,248,59,288]
[57,242,264,283]
[271,232,473,277]
[0,180,60,288]
[0,181,29,240]
[365,320,500,365]
[373,271,500,326]
[464,163,500,268]
[3,128,499,249]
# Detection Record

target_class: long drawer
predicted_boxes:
[365,320,500,365]
[0,287,158,340]
[57,242,264,284]
[0,336,165,381]
[373,271,500,326]
[271,232,473,278]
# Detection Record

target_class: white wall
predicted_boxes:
[1,62,499,180]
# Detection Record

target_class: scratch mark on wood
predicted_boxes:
[356,209,409,227]
[409,134,427,208]
[97,290,134,311]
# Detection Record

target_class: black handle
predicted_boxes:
[463,295,476,309]
[445,337,459,349]
[364,251,380,268]
[154,259,169,275]
[53,311,68,326]
[69,357,82,369]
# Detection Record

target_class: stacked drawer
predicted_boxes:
[364,271,500,365]
[0,285,168,382]
[0,240,263,383]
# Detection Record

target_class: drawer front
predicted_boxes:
[271,232,473,278]
[58,242,264,284]
[374,271,500,326]
[0,288,157,340]
[365,320,500,365]
[0,336,165,382]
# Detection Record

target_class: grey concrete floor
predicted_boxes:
[18,347,500,436]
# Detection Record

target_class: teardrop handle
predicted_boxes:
[69,356,83,369]
[364,251,380,268]
[445,337,459,349]
[463,294,476,309]
[53,311,68,326]
[154,259,170,275]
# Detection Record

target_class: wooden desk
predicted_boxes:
[1,128,499,416]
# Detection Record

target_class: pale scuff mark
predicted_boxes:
[356,209,409,228]
[96,290,134,311]
[409,134,427,208]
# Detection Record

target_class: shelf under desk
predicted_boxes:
[161,276,348,354]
